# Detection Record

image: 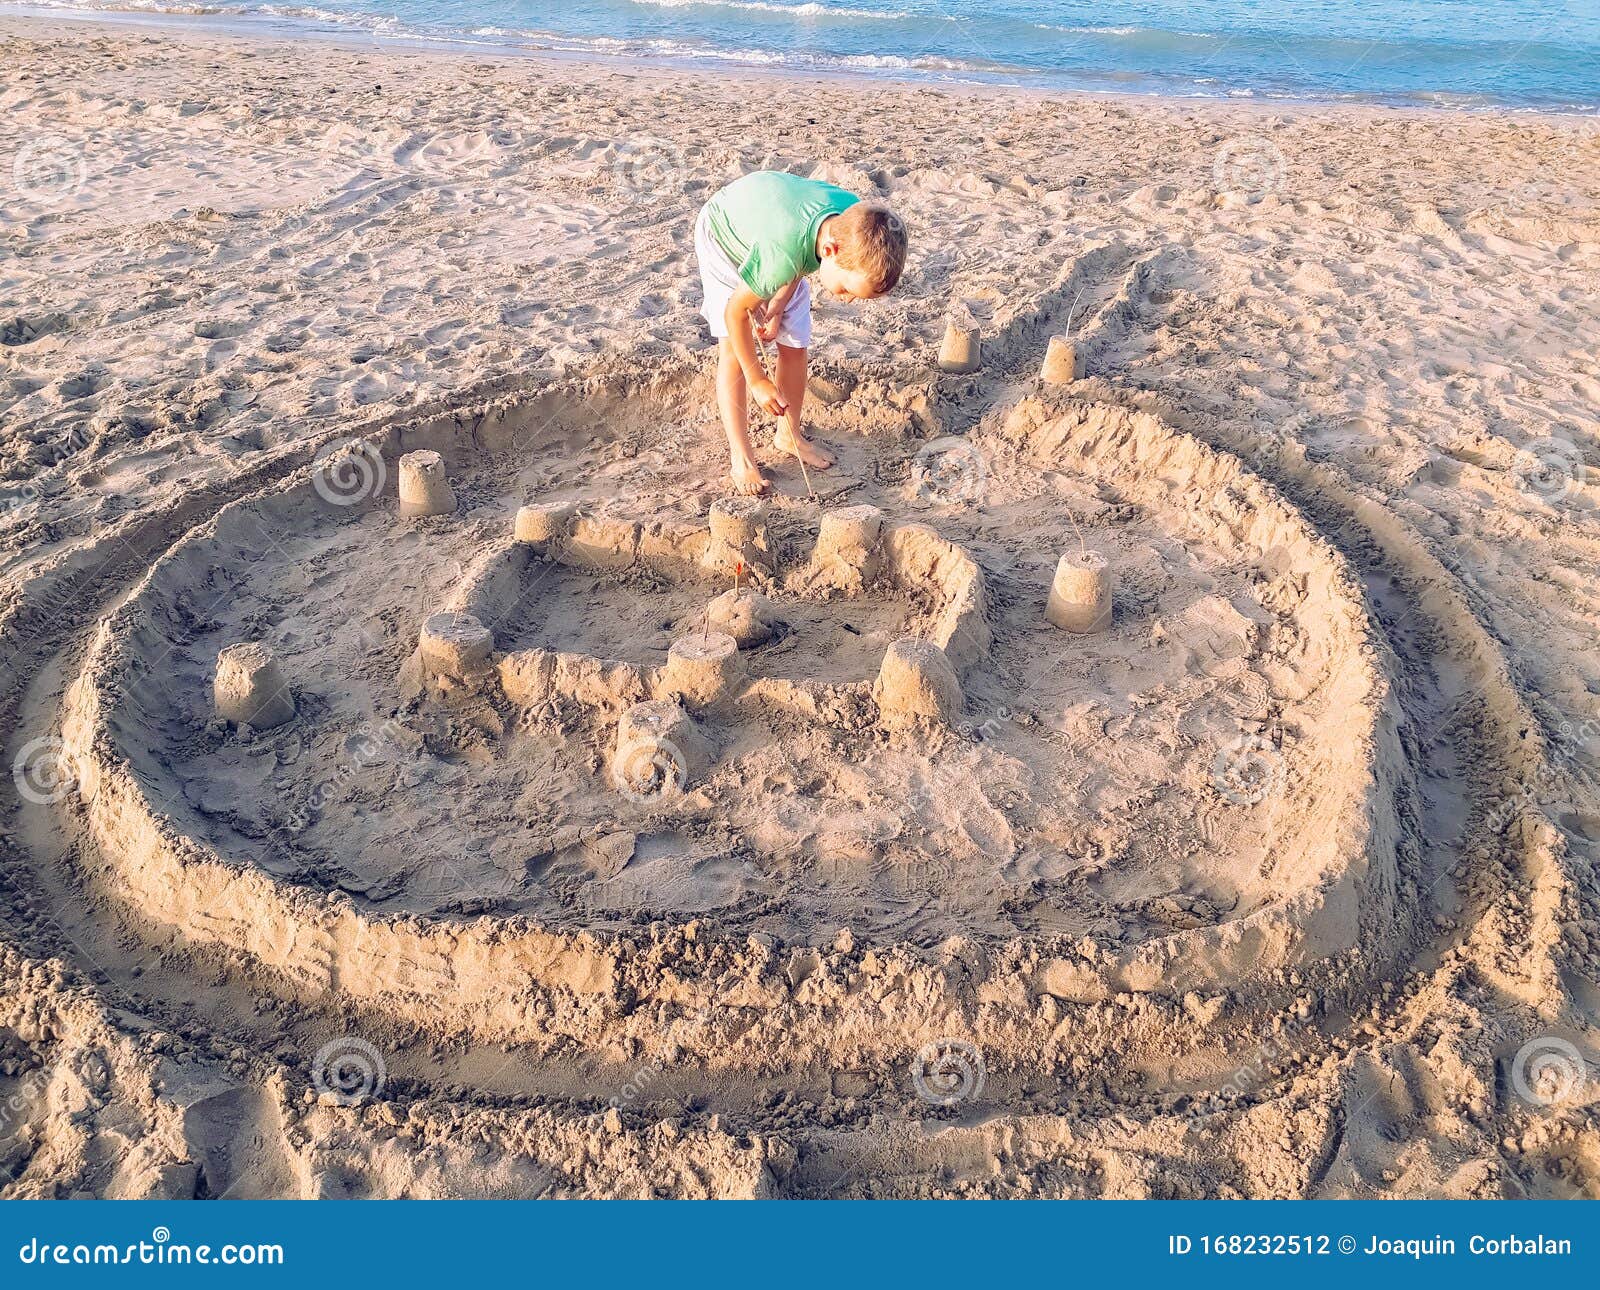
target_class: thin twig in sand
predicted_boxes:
[1063,286,1088,339]
[1065,504,1088,559]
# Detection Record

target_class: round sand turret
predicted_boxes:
[706,588,774,649]
[937,321,981,375]
[1041,336,1083,385]
[661,632,741,710]
[214,642,296,729]
[1045,551,1112,634]
[704,496,770,578]
[398,450,456,518]
[419,611,494,678]
[514,502,573,549]
[611,699,708,801]
[873,638,961,732]
[815,504,883,574]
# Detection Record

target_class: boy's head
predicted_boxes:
[817,203,907,303]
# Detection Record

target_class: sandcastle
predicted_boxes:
[38,362,1473,1200]
[808,504,883,593]
[419,611,495,679]
[398,449,456,518]
[661,632,742,710]
[514,501,573,548]
[424,488,991,739]
[704,495,770,579]
[873,637,961,732]
[1045,551,1113,633]
[611,698,707,799]
[706,587,773,648]
[937,321,981,374]
[213,642,295,729]
[1041,336,1083,385]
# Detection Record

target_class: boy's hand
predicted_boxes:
[752,378,788,418]
[755,311,782,343]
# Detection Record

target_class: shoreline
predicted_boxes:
[3,2,1598,118]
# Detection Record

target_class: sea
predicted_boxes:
[11,0,1600,110]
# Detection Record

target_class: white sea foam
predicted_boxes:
[627,0,910,20]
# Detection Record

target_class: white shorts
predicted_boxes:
[695,205,812,349]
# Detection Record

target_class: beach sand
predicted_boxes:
[2,14,1599,1198]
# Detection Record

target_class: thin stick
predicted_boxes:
[1065,503,1088,559]
[1063,286,1087,338]
[754,331,815,500]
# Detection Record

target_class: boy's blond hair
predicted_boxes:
[832,202,907,294]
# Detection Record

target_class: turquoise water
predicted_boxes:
[20,0,1600,108]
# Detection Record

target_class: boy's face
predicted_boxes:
[817,257,880,304]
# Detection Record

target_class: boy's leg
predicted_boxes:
[773,343,833,470]
[717,340,768,496]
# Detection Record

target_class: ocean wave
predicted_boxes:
[1033,23,1218,39]
[626,0,910,20]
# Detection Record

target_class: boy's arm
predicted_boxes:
[756,277,801,342]
[724,283,788,417]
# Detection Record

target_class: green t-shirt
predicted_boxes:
[705,170,860,300]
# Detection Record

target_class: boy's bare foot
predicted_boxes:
[728,459,770,496]
[774,428,834,470]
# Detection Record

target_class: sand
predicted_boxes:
[2,14,1599,1200]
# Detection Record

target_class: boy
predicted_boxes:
[695,170,907,495]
